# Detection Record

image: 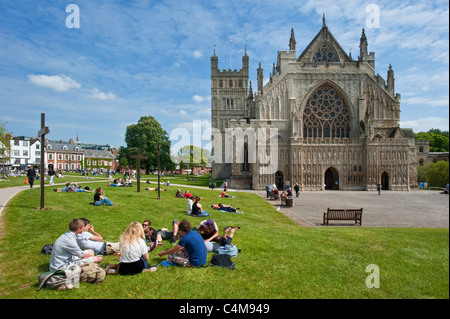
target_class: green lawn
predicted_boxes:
[0,182,448,299]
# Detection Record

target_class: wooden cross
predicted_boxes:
[38,113,50,210]
[130,148,147,192]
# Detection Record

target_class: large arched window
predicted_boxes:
[303,84,350,139]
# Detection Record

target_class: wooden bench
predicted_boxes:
[323,208,363,226]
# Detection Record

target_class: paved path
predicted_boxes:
[0,186,29,216]
[257,190,449,228]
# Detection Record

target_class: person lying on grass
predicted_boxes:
[211,203,240,213]
[54,182,92,192]
[204,226,240,253]
[142,219,179,250]
[158,219,207,267]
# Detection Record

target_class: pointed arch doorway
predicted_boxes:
[381,171,389,191]
[324,167,339,190]
[275,171,284,190]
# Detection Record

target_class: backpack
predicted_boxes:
[217,244,239,257]
[79,262,106,284]
[37,264,82,291]
[40,244,53,255]
[210,254,235,270]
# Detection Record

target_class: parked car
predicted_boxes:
[444,184,449,194]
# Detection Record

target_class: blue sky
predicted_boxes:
[0,0,448,151]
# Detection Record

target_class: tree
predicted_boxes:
[118,116,175,173]
[415,129,449,152]
[418,160,449,187]
[176,145,210,171]
[0,122,12,178]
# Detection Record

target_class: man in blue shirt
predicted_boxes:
[158,220,206,267]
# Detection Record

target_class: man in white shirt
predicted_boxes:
[76,218,119,255]
[49,219,102,271]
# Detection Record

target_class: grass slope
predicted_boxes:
[0,182,448,299]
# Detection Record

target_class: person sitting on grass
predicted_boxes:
[221,190,234,198]
[175,189,184,198]
[158,219,207,267]
[105,222,157,275]
[191,196,210,217]
[183,190,192,198]
[142,219,180,251]
[198,219,219,242]
[49,218,103,271]
[93,187,116,206]
[76,218,119,255]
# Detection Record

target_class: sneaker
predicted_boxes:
[170,238,177,245]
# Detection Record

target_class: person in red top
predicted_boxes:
[183,190,192,198]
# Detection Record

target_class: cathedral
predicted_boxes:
[210,18,418,191]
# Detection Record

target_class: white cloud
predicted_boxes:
[90,88,116,100]
[193,50,203,58]
[192,95,210,102]
[401,117,449,133]
[28,74,81,92]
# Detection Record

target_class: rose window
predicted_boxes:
[303,85,350,139]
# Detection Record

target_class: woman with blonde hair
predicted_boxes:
[106,222,155,275]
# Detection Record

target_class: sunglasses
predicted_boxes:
[142,224,149,227]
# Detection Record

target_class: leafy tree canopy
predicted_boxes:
[415,128,449,152]
[118,116,175,172]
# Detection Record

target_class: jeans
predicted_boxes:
[94,198,114,206]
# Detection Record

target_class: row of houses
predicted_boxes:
[1,136,119,172]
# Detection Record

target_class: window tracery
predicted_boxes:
[303,85,350,139]
[312,44,339,63]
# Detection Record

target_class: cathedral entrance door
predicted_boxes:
[324,167,339,190]
[381,171,389,190]
[275,171,284,190]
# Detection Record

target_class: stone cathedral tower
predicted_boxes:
[211,19,419,191]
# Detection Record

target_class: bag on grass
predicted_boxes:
[217,244,239,258]
[40,244,53,255]
[79,262,106,284]
[37,264,82,291]
[210,254,235,270]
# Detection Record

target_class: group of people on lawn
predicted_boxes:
[49,216,239,276]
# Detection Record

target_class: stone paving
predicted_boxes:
[258,189,449,228]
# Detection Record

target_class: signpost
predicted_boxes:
[37,113,49,210]
[130,148,147,192]
[157,144,161,200]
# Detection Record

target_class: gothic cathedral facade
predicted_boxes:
[211,20,418,191]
